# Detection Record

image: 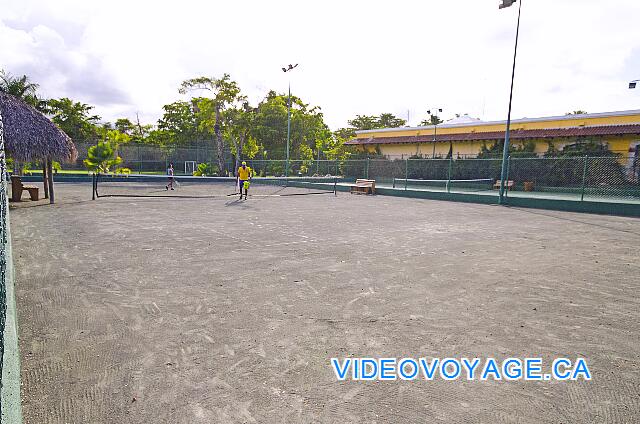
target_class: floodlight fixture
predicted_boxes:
[499,0,517,9]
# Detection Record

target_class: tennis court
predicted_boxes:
[9,182,640,423]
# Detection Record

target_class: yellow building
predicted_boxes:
[346,110,640,164]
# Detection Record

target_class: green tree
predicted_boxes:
[347,113,406,130]
[219,102,259,171]
[146,129,173,147]
[420,114,444,126]
[251,91,289,158]
[552,139,615,157]
[47,98,101,142]
[83,129,130,174]
[250,91,332,164]
[338,113,407,159]
[299,143,315,174]
[115,118,135,135]
[478,140,537,158]
[291,103,332,162]
[101,128,131,160]
[347,115,380,130]
[156,100,201,145]
[334,128,355,140]
[83,141,122,174]
[325,128,355,160]
[132,113,152,143]
[378,113,406,128]
[179,74,242,173]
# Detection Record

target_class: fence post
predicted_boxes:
[505,155,511,198]
[404,159,408,190]
[365,157,370,179]
[580,155,588,202]
[446,156,452,193]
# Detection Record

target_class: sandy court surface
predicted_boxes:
[9,182,640,423]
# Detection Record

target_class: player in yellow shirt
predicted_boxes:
[236,161,252,200]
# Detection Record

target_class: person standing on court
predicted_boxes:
[236,161,252,200]
[166,162,175,190]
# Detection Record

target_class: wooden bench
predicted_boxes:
[350,179,376,195]
[493,180,515,191]
[10,175,39,201]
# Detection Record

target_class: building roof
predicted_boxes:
[0,92,77,162]
[354,109,640,135]
[346,124,640,145]
[443,114,482,125]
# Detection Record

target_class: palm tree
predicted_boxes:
[0,70,46,111]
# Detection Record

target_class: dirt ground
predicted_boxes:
[9,182,640,423]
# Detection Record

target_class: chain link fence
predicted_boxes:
[70,142,231,175]
[508,156,640,201]
[0,105,8,416]
[63,142,640,202]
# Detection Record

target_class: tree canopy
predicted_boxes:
[0,68,367,164]
[347,113,406,131]
[47,98,101,142]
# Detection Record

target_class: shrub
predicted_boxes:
[193,163,219,176]
[114,167,132,176]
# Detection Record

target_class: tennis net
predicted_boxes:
[94,174,338,199]
[392,178,494,192]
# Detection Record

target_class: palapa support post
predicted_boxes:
[47,157,55,204]
[42,160,50,199]
[92,173,96,200]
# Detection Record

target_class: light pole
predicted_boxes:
[630,80,639,89]
[427,108,443,158]
[498,0,522,204]
[282,63,299,177]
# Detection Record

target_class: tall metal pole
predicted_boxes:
[432,124,437,158]
[429,108,442,158]
[499,0,522,204]
[282,63,298,177]
[286,82,291,177]
[47,157,55,204]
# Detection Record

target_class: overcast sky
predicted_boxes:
[1,0,639,129]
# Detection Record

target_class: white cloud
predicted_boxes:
[0,16,131,111]
[1,0,639,129]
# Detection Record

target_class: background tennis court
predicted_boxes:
[9,183,640,423]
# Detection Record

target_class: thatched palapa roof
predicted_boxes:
[0,92,77,162]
